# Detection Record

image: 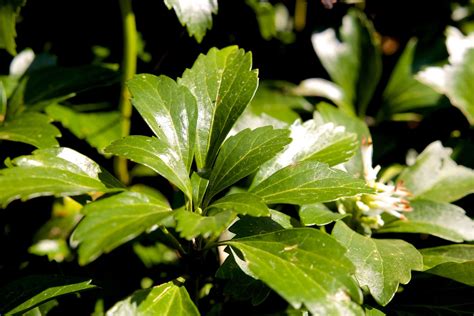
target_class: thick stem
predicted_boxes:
[114,0,137,185]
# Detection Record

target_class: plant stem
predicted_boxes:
[115,0,137,185]
[161,227,187,256]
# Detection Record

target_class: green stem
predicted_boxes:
[161,227,187,256]
[114,0,137,185]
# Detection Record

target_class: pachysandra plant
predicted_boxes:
[1,44,474,316]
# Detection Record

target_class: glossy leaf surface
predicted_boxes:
[333,222,423,306]
[175,208,235,240]
[207,193,269,217]
[225,228,363,315]
[299,203,349,226]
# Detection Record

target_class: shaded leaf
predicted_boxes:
[0,147,122,208]
[179,46,259,172]
[379,199,474,242]
[299,203,349,226]
[205,126,290,201]
[250,160,373,205]
[207,193,269,217]
[229,210,291,238]
[106,280,199,316]
[253,119,357,186]
[164,0,217,43]
[420,245,474,286]
[0,112,60,148]
[22,300,58,316]
[311,9,381,116]
[127,74,197,172]
[0,81,6,122]
[225,228,363,315]
[133,242,179,268]
[0,275,96,315]
[417,27,474,124]
[191,172,208,208]
[333,221,423,306]
[70,191,172,265]
[0,0,25,55]
[398,141,474,202]
[45,104,120,154]
[381,39,439,116]
[106,136,192,199]
[175,208,235,240]
[294,78,352,112]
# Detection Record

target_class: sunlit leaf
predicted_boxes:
[416,27,474,124]
[225,228,364,315]
[106,280,199,316]
[398,141,474,202]
[175,208,235,240]
[250,160,373,205]
[205,126,290,201]
[0,112,60,148]
[45,104,120,154]
[70,191,172,265]
[299,203,349,226]
[420,245,474,286]
[207,193,269,217]
[0,275,96,315]
[0,147,122,208]
[253,119,357,186]
[164,0,217,43]
[333,221,423,306]
[379,199,474,242]
[179,46,258,173]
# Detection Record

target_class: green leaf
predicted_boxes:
[164,0,217,43]
[416,27,474,124]
[133,242,179,267]
[379,199,474,242]
[128,74,197,171]
[191,172,208,208]
[0,275,96,315]
[106,136,192,199]
[420,245,474,286]
[316,102,370,178]
[381,39,439,116]
[175,208,235,240]
[0,147,121,208]
[398,141,474,202]
[253,119,357,186]
[0,112,61,148]
[179,46,259,172]
[45,104,120,154]
[333,221,423,306]
[207,193,269,217]
[70,191,172,265]
[311,9,381,116]
[225,228,363,315]
[299,203,349,226]
[229,210,292,238]
[0,1,25,56]
[22,300,58,316]
[0,81,6,123]
[205,126,290,201]
[106,280,199,316]
[250,160,373,205]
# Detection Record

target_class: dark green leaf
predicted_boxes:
[106,280,199,316]
[175,208,235,240]
[70,191,172,265]
[253,119,357,185]
[45,104,120,154]
[22,300,58,316]
[0,147,121,208]
[420,245,474,286]
[311,9,381,116]
[106,136,192,199]
[333,221,423,306]
[398,141,474,202]
[417,27,474,124]
[299,203,349,226]
[133,242,179,267]
[381,39,439,116]
[164,0,217,43]
[0,112,61,148]
[205,126,290,201]
[179,46,259,172]
[316,102,370,178]
[0,275,96,315]
[0,1,25,56]
[225,228,363,315]
[207,193,269,217]
[191,172,208,208]
[379,199,474,242]
[250,160,373,205]
[228,211,287,238]
[127,74,197,173]
[0,81,6,122]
